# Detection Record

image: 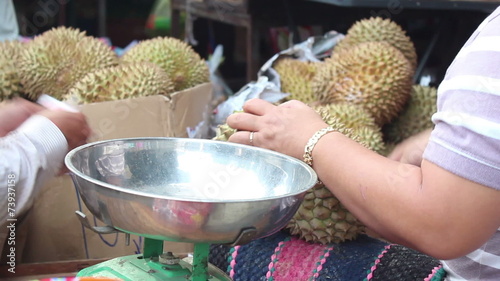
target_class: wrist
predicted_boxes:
[303,126,337,167]
[18,115,68,174]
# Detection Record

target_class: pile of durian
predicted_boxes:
[0,26,209,104]
[214,17,438,244]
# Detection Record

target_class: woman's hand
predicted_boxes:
[226,99,327,159]
[387,128,432,166]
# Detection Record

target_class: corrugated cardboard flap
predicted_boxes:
[80,95,172,142]
[168,82,213,138]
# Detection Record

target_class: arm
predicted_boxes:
[0,109,90,221]
[387,128,432,166]
[0,98,43,137]
[227,99,500,260]
[0,115,67,222]
[310,130,500,260]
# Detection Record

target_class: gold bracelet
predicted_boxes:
[303,126,336,167]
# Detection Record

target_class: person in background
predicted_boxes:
[0,2,91,263]
[0,0,19,41]
[226,6,500,281]
[0,0,91,220]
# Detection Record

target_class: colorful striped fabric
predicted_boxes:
[209,231,446,281]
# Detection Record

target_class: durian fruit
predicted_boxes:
[213,122,237,142]
[383,85,437,144]
[273,57,319,105]
[40,26,86,41]
[286,105,383,244]
[353,126,386,155]
[18,26,119,101]
[313,41,413,126]
[317,103,377,130]
[121,37,209,92]
[315,103,385,154]
[66,62,175,104]
[290,182,364,244]
[213,110,244,141]
[0,40,23,101]
[334,17,418,71]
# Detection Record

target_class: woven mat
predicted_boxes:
[209,231,446,281]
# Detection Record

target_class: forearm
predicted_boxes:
[310,131,494,259]
[311,132,420,237]
[0,116,67,222]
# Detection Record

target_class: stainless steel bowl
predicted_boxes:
[65,137,317,244]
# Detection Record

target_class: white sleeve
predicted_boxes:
[0,115,68,222]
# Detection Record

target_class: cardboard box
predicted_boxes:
[81,82,214,141]
[18,83,213,263]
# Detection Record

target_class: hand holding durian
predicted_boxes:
[215,17,427,244]
[227,99,326,160]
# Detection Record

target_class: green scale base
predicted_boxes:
[77,239,231,281]
[77,254,230,281]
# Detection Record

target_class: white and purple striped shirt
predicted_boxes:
[423,6,500,280]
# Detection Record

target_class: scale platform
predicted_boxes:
[77,248,229,281]
[65,137,317,281]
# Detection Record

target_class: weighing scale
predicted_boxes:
[65,137,317,281]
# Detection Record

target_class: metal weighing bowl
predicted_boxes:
[65,137,317,245]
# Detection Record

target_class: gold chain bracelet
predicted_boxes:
[303,126,336,167]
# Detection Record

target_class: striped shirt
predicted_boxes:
[423,6,500,280]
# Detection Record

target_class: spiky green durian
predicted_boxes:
[317,103,378,130]
[121,37,209,92]
[213,122,237,142]
[383,85,437,144]
[273,57,319,104]
[213,110,244,141]
[314,103,385,154]
[40,26,86,42]
[334,17,417,71]
[289,182,364,244]
[352,126,386,155]
[18,26,119,101]
[313,41,413,126]
[66,62,175,104]
[0,40,23,101]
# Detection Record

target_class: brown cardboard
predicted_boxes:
[81,82,214,141]
[19,83,213,263]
